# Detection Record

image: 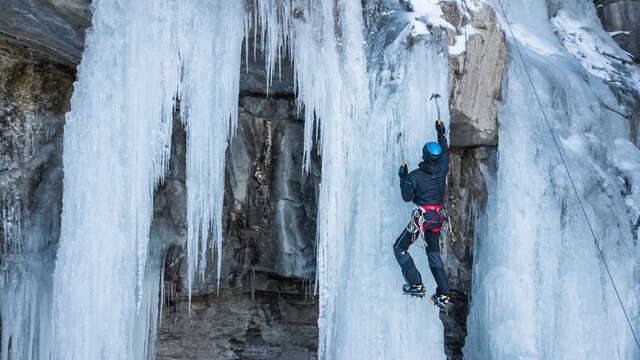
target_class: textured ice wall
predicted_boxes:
[251,1,453,358]
[53,0,244,358]
[315,29,451,360]
[465,0,640,358]
[1,192,57,360]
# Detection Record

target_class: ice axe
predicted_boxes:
[429,93,441,121]
[396,132,406,167]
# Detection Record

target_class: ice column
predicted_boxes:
[52,0,245,358]
[53,0,179,357]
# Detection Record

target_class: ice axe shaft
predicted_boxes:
[429,93,441,121]
[396,132,405,166]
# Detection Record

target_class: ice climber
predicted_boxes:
[394,120,451,309]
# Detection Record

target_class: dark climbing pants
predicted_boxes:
[393,228,450,296]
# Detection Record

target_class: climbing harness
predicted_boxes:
[494,0,640,350]
[405,204,459,249]
[446,216,457,243]
[406,205,443,234]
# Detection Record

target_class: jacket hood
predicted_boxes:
[419,160,440,175]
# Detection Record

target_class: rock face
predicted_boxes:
[156,285,317,360]
[594,0,640,61]
[440,2,504,358]
[0,0,91,64]
[441,146,495,359]
[447,3,506,147]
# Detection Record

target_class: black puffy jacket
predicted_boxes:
[400,133,449,206]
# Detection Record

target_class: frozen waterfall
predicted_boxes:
[53,0,244,358]
[252,1,452,357]
[4,0,638,358]
[50,0,452,359]
[465,0,640,358]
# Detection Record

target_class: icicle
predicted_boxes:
[177,0,245,303]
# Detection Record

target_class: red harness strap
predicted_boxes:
[420,204,442,211]
[420,204,443,232]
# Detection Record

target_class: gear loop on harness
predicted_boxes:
[406,205,444,235]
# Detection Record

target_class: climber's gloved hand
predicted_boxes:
[398,162,408,179]
[436,120,446,136]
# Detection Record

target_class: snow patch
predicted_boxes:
[464,0,485,13]
[561,134,587,155]
[551,9,635,82]
[449,24,479,56]
[410,0,456,32]
[609,31,631,37]
[614,139,640,173]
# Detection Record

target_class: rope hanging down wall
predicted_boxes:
[493,0,640,351]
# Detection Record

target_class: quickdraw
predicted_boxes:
[406,205,456,243]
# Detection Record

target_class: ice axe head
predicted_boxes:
[429,93,442,120]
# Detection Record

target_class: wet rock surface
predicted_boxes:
[594,0,640,61]
[0,38,74,251]
[441,146,495,359]
[0,0,91,64]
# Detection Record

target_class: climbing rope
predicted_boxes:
[494,0,640,351]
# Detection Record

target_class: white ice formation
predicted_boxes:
[464,0,640,359]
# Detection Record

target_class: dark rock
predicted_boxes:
[240,50,295,97]
[0,0,91,64]
[0,38,74,252]
[594,0,640,61]
[167,95,320,294]
[441,145,496,359]
[155,289,317,360]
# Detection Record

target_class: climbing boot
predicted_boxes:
[430,294,450,309]
[402,284,426,298]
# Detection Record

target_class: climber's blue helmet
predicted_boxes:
[422,141,442,163]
